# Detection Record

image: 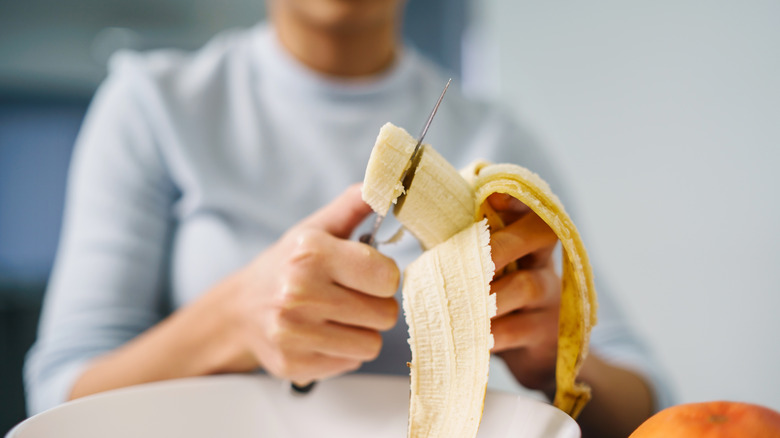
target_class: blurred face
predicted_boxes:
[269,0,405,34]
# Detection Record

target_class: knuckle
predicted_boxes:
[524,275,542,301]
[277,280,305,311]
[526,270,556,305]
[265,315,290,346]
[514,270,534,292]
[268,290,304,326]
[288,229,327,269]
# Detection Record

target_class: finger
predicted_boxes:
[299,183,373,239]
[325,237,400,298]
[515,245,555,270]
[288,230,400,298]
[292,321,384,362]
[320,286,399,331]
[283,352,362,383]
[487,193,530,213]
[486,193,531,224]
[490,309,559,353]
[492,267,559,318]
[304,354,362,381]
[490,212,558,272]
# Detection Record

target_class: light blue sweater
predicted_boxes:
[25,23,672,414]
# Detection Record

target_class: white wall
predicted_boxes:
[469,0,780,410]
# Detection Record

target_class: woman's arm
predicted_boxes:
[68,273,255,400]
[486,193,657,437]
[574,354,654,438]
[27,64,400,410]
[24,69,181,413]
[68,185,401,400]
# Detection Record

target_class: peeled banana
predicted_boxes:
[363,124,474,249]
[403,220,496,438]
[362,123,598,436]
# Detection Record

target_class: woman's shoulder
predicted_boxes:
[103,24,263,103]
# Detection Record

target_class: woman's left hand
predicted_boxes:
[486,193,561,394]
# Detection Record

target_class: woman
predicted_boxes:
[26,1,670,436]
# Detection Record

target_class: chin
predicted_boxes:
[278,0,404,33]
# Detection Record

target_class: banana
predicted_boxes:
[469,163,597,418]
[364,123,475,250]
[404,220,496,438]
[363,123,597,436]
[363,123,419,217]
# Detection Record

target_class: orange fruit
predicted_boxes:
[630,401,780,437]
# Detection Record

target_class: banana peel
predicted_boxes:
[363,123,598,436]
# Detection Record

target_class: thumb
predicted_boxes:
[299,183,373,239]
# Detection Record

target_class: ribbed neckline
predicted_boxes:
[250,22,417,101]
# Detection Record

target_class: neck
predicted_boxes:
[270,5,400,78]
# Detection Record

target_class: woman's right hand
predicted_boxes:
[225,184,400,385]
[68,184,398,400]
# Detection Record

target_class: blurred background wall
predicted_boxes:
[466,0,780,412]
[1,0,778,432]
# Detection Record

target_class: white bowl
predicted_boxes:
[8,374,580,437]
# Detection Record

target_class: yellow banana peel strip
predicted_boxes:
[363,123,598,436]
[469,162,598,419]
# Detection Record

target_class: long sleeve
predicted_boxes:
[24,64,179,414]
